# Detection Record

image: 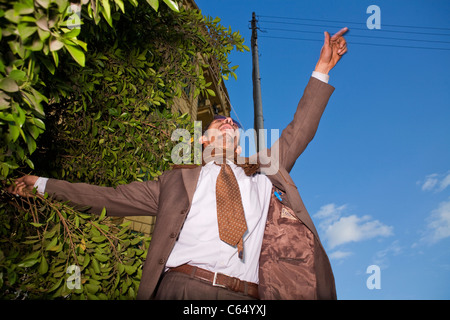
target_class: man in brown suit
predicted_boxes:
[10,27,348,300]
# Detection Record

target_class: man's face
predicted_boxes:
[201,117,241,153]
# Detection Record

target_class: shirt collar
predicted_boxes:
[204,158,236,167]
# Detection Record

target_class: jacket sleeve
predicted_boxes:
[275,76,335,173]
[45,177,160,217]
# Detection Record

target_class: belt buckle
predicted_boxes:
[212,272,226,288]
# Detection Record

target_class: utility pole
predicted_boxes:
[251,12,265,152]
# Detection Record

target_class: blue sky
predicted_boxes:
[195,0,450,299]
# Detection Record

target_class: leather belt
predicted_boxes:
[167,264,259,299]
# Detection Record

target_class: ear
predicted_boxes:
[235,145,242,155]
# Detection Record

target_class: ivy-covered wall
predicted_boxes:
[0,0,248,299]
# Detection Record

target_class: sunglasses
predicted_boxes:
[211,115,243,129]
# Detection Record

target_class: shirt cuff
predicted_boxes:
[34,177,49,195]
[311,71,330,84]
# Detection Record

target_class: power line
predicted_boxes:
[260,35,450,51]
[258,20,450,37]
[258,14,450,31]
[255,14,450,51]
[263,27,450,45]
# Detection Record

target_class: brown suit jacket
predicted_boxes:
[46,77,337,299]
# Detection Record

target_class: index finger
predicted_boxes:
[330,27,349,40]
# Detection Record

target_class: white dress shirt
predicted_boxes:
[33,71,329,283]
[165,160,273,283]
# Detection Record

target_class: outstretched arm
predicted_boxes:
[274,28,348,173]
[8,175,160,217]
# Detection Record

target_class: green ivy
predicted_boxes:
[1,0,247,180]
[0,0,248,299]
[0,194,150,299]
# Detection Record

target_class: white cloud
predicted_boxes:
[372,240,403,269]
[314,203,394,249]
[441,174,450,191]
[329,250,353,260]
[314,203,347,225]
[420,173,439,191]
[326,215,393,248]
[422,199,450,244]
[419,171,450,192]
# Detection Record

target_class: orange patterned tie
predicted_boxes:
[216,163,247,259]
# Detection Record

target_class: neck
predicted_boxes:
[201,145,260,176]
[202,146,237,165]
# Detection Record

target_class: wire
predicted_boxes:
[263,27,450,45]
[260,35,450,51]
[258,14,450,31]
[258,20,450,37]
[256,14,450,51]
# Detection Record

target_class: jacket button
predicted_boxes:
[158,258,165,265]
[180,209,187,215]
[170,232,177,238]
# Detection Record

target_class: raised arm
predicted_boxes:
[275,27,348,173]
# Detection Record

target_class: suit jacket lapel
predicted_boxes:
[181,165,202,205]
